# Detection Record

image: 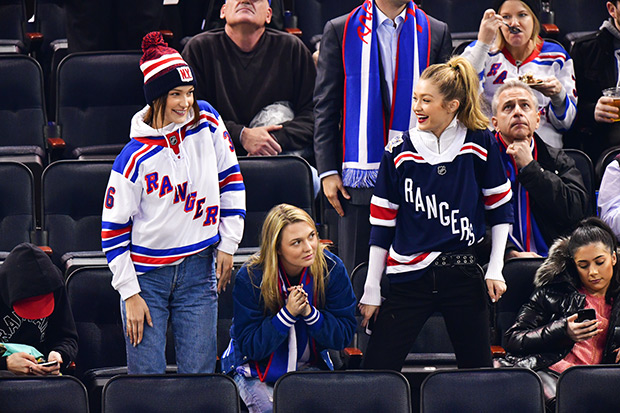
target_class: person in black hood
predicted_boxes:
[0,243,78,376]
[503,217,620,410]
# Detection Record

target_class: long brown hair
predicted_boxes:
[144,90,200,128]
[247,204,327,314]
[567,217,620,303]
[420,56,488,131]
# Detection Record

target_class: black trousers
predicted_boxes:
[363,264,492,370]
[337,187,373,275]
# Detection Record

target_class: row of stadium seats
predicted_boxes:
[0,52,143,167]
[3,358,620,412]
[3,256,596,412]
[0,155,315,272]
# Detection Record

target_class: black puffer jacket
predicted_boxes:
[503,238,620,370]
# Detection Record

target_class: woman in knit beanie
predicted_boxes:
[461,0,577,149]
[101,31,246,374]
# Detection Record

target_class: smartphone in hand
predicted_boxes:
[576,308,596,323]
[37,360,59,368]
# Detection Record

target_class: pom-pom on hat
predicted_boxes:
[140,31,196,104]
[493,0,541,22]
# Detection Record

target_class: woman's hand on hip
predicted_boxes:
[124,293,153,347]
[359,303,380,328]
[216,250,234,293]
[486,279,506,303]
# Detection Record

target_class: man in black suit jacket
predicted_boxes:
[313,0,452,272]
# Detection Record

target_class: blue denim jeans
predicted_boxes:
[234,374,274,413]
[121,248,217,374]
[234,366,322,413]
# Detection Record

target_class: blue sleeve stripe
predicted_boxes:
[185,120,213,136]
[531,59,561,68]
[218,164,241,180]
[102,220,133,230]
[105,245,129,263]
[102,233,131,249]
[220,183,245,194]
[551,99,568,121]
[111,140,144,175]
[220,208,247,218]
[131,234,220,257]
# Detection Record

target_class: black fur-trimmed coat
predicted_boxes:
[503,238,620,370]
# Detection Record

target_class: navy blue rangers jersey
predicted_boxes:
[369,123,514,283]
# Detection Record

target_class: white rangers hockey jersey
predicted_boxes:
[102,100,245,300]
[462,39,577,148]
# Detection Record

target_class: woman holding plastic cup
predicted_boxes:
[461,0,577,148]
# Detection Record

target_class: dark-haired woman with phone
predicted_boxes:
[503,217,620,410]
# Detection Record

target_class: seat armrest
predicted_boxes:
[159,30,174,44]
[341,347,363,369]
[37,246,53,256]
[44,123,66,162]
[46,138,66,149]
[285,28,302,38]
[44,123,66,150]
[25,31,43,52]
[491,345,507,358]
[542,24,559,35]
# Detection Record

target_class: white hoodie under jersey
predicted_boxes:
[102,100,245,300]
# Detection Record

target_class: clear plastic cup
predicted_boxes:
[602,87,620,122]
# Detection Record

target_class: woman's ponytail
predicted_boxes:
[420,56,488,130]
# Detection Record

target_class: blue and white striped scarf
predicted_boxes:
[342,0,431,188]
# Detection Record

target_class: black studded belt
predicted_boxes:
[431,252,477,267]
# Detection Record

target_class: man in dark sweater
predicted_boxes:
[0,244,78,376]
[182,0,316,159]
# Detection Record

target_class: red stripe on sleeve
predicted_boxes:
[484,189,510,206]
[101,226,132,239]
[219,173,243,188]
[370,203,398,221]
[124,146,152,179]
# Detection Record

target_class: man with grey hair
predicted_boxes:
[491,80,589,258]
